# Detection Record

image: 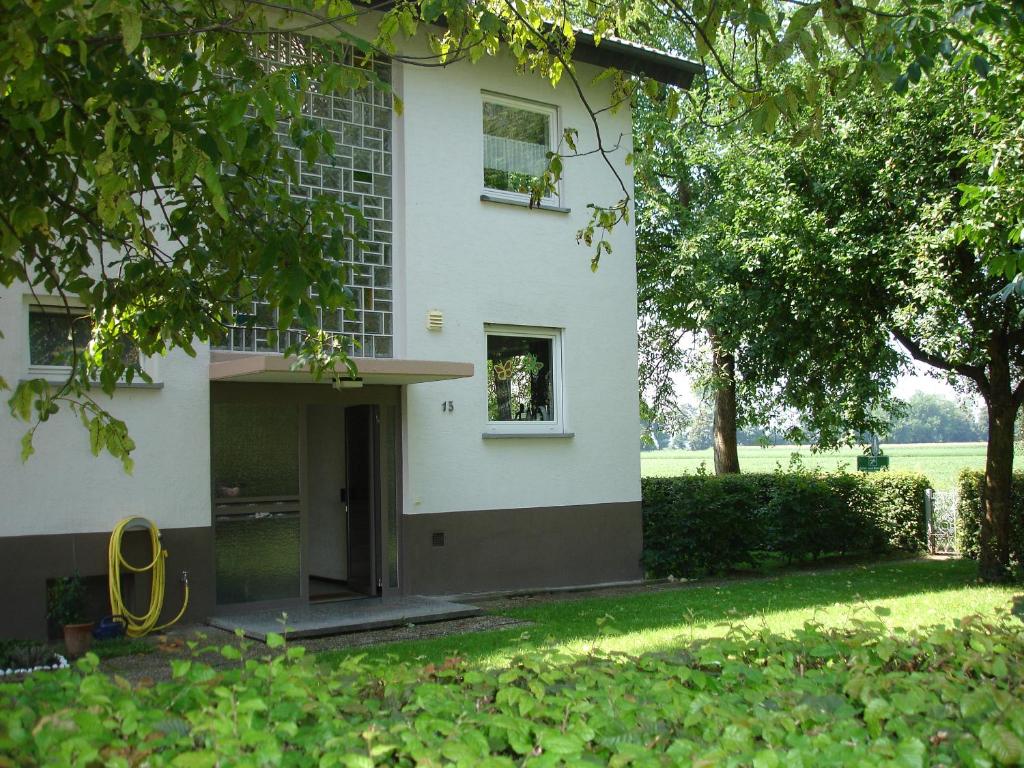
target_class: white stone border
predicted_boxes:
[0,654,69,677]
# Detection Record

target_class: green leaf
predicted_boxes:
[121,6,142,54]
[748,8,773,31]
[88,417,103,456]
[10,383,34,421]
[786,3,818,39]
[220,644,242,660]
[199,162,229,221]
[170,752,217,768]
[753,750,780,768]
[266,632,286,649]
[980,724,1023,765]
[20,431,35,462]
[11,204,47,236]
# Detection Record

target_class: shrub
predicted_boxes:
[46,575,87,627]
[3,618,1023,766]
[768,472,855,562]
[865,473,931,552]
[642,471,928,578]
[641,473,773,578]
[956,470,1024,570]
[0,639,61,671]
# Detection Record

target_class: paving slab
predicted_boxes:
[208,596,483,642]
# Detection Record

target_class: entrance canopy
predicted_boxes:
[209,353,474,385]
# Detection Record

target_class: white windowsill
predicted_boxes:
[482,431,575,439]
[20,377,164,390]
[480,193,571,214]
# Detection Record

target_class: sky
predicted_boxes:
[670,357,975,408]
[892,360,964,400]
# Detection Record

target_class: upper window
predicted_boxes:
[482,94,559,204]
[28,306,139,372]
[486,326,563,433]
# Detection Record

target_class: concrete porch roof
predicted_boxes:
[209,352,474,385]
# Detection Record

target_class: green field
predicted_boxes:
[640,442,1011,490]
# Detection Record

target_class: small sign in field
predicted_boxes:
[857,455,890,472]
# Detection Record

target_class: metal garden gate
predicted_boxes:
[925,488,958,554]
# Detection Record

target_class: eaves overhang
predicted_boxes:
[209,352,474,385]
[573,31,703,89]
[371,3,704,89]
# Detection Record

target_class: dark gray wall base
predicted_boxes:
[402,501,642,595]
[0,526,215,641]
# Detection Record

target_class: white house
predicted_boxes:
[0,25,698,638]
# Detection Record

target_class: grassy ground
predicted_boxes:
[90,636,153,659]
[318,557,1019,668]
[639,442,1010,490]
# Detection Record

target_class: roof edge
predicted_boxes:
[573,31,703,89]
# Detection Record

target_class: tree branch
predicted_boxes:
[890,326,989,396]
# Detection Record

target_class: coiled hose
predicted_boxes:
[108,516,189,637]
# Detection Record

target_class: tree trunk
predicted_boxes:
[979,337,1017,582]
[711,337,740,475]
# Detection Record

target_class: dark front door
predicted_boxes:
[345,405,380,596]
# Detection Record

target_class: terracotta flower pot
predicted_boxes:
[62,622,94,659]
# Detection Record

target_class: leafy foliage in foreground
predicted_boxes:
[957,470,1024,574]
[642,471,929,578]
[3,615,1024,766]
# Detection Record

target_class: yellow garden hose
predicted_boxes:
[108,516,189,637]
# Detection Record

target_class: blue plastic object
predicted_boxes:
[92,615,127,641]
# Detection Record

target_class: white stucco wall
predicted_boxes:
[0,287,211,537]
[396,53,642,514]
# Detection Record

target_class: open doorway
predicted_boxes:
[306,404,381,602]
[211,384,400,609]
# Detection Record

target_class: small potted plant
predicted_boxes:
[48,575,93,658]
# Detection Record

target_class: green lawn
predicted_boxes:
[640,442,1008,490]
[319,557,1019,667]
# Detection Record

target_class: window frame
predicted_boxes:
[481,92,561,207]
[24,297,156,385]
[483,324,565,436]
[26,304,93,376]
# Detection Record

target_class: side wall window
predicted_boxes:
[485,325,564,434]
[27,304,140,376]
[28,308,92,368]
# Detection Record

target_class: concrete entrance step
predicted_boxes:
[208,596,483,642]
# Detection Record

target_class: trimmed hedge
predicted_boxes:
[956,470,1024,570]
[4,618,1024,765]
[642,471,929,578]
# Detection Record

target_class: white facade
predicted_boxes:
[0,297,211,538]
[396,52,641,515]
[0,27,659,629]
[1,49,640,535]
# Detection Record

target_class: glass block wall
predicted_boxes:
[216,33,394,358]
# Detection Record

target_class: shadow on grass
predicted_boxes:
[316,557,1016,667]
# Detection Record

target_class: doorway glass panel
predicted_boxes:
[380,405,399,589]
[213,403,301,603]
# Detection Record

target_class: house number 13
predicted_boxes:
[442,401,454,413]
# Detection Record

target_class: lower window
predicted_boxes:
[29,308,93,367]
[28,305,140,376]
[485,326,563,433]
